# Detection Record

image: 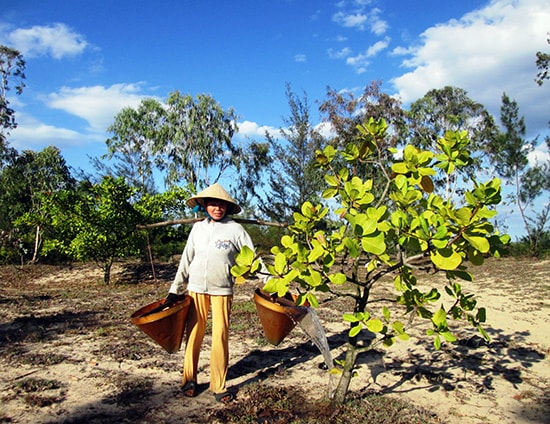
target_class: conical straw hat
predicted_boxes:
[186,183,241,215]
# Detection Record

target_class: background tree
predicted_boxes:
[408,86,498,196]
[0,46,26,162]
[104,98,166,195]
[255,84,326,223]
[490,93,549,256]
[0,146,75,263]
[134,186,193,262]
[161,91,240,190]
[535,35,549,86]
[320,81,408,150]
[319,81,408,199]
[233,117,508,405]
[105,91,242,194]
[43,176,144,283]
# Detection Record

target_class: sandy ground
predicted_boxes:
[0,258,548,423]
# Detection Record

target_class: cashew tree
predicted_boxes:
[232,117,509,405]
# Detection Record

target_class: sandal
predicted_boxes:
[182,380,196,397]
[214,391,235,404]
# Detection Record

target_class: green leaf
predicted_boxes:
[477,324,490,341]
[463,233,490,253]
[382,306,391,322]
[433,334,442,350]
[383,337,395,347]
[432,307,447,328]
[476,307,487,323]
[230,264,249,277]
[392,162,409,174]
[430,247,462,270]
[325,174,339,187]
[441,331,457,343]
[349,325,362,338]
[262,277,288,297]
[273,252,287,274]
[366,319,384,333]
[343,313,360,323]
[306,292,319,308]
[345,237,361,257]
[328,272,347,285]
[361,232,386,255]
[308,242,325,262]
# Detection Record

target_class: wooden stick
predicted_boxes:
[137,217,288,229]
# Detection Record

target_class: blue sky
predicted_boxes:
[1,0,549,238]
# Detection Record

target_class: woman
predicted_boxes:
[165,183,255,404]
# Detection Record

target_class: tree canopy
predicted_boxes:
[0,46,26,161]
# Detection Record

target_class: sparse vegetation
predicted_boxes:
[0,259,548,423]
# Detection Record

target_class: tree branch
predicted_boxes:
[137,217,288,229]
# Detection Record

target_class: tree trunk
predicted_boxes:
[103,261,113,285]
[30,224,41,264]
[331,343,358,405]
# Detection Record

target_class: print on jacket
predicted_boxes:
[215,239,233,250]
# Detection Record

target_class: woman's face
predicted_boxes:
[205,199,227,221]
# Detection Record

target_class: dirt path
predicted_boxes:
[0,258,548,423]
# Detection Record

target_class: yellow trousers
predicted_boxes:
[183,291,233,394]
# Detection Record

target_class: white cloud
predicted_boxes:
[294,53,307,63]
[314,121,336,139]
[46,83,149,132]
[333,11,368,30]
[366,36,390,56]
[237,120,278,138]
[528,144,550,167]
[328,47,352,59]
[9,113,98,150]
[332,3,388,34]
[391,0,550,135]
[345,37,390,74]
[3,23,88,59]
[369,8,388,36]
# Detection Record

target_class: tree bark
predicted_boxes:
[331,343,358,405]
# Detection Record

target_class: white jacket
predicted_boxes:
[169,217,255,296]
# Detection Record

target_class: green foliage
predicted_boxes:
[490,93,549,257]
[133,186,193,260]
[43,176,144,283]
[535,36,549,86]
[0,45,26,149]
[105,91,240,193]
[232,116,508,404]
[0,146,75,263]
[254,83,326,223]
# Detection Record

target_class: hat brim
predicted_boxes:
[186,183,242,215]
[186,197,241,215]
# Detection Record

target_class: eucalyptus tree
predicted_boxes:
[105,91,241,194]
[160,91,240,191]
[319,81,408,149]
[535,35,549,86]
[105,98,166,195]
[0,46,26,162]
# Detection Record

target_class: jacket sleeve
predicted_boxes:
[168,224,196,294]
